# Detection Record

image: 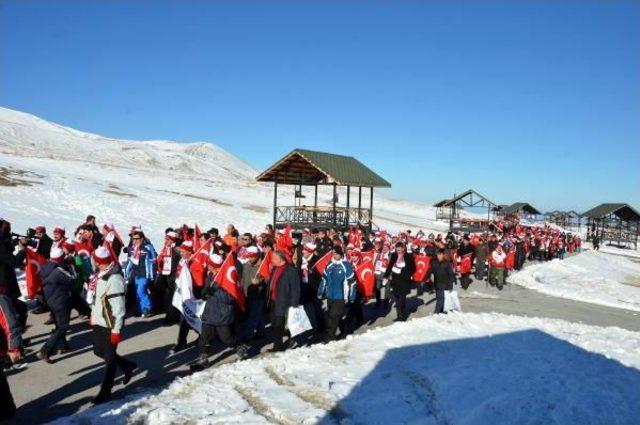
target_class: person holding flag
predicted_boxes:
[239,246,268,342]
[155,230,181,324]
[317,246,356,343]
[170,240,199,354]
[267,249,300,352]
[456,236,475,290]
[190,252,247,371]
[383,242,415,322]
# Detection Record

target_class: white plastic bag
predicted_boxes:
[287,305,313,337]
[444,290,462,312]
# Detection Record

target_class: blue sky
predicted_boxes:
[1,0,638,212]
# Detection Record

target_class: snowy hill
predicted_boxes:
[0,107,445,246]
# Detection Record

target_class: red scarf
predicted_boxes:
[269,265,286,302]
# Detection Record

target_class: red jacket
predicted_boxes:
[0,294,22,357]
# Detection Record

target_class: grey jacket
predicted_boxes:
[90,267,126,333]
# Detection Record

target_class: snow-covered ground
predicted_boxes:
[50,312,640,425]
[0,107,446,248]
[508,251,640,312]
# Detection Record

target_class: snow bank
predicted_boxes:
[50,312,640,425]
[508,251,640,312]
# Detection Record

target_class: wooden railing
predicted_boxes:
[275,206,371,228]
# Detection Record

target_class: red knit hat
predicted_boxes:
[92,246,113,265]
[165,231,179,242]
[53,226,66,236]
[179,240,194,253]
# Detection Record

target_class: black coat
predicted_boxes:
[201,277,236,326]
[0,237,19,299]
[269,263,301,317]
[40,261,74,313]
[430,259,456,291]
[384,252,416,295]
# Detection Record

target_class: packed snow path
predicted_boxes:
[8,275,640,425]
[48,312,640,425]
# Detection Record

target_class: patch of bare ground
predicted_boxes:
[0,166,43,186]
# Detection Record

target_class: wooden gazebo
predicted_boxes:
[500,202,541,222]
[434,189,497,231]
[256,149,391,231]
[582,203,640,249]
[545,210,582,231]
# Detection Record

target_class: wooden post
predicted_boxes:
[346,185,351,229]
[369,187,373,231]
[332,183,337,226]
[358,186,362,223]
[273,180,278,229]
[313,184,318,224]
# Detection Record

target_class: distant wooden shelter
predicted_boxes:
[545,210,582,230]
[434,189,497,231]
[581,203,640,249]
[499,202,541,222]
[256,149,391,231]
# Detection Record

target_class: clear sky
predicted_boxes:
[1,0,638,212]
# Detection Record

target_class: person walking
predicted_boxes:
[37,248,75,362]
[267,250,300,352]
[383,242,415,322]
[89,246,137,404]
[124,230,156,317]
[318,246,356,342]
[430,248,456,314]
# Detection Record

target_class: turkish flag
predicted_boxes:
[25,248,47,299]
[412,254,431,282]
[256,252,272,280]
[355,259,375,299]
[460,253,473,275]
[194,224,202,252]
[313,251,333,275]
[214,254,246,312]
[190,240,211,287]
[361,250,375,264]
[276,224,293,252]
[505,250,516,270]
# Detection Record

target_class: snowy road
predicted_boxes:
[7,274,640,425]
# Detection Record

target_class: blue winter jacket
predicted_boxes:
[125,241,157,281]
[318,260,356,303]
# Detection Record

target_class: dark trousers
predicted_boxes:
[199,323,236,356]
[42,308,70,356]
[270,310,287,351]
[434,289,445,314]
[474,260,486,280]
[392,290,408,320]
[325,300,346,341]
[343,294,364,334]
[460,274,472,290]
[243,298,267,341]
[176,316,194,347]
[93,326,135,395]
[70,290,91,317]
[0,367,16,421]
[13,298,28,329]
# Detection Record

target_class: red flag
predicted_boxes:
[25,248,46,299]
[361,250,375,264]
[190,240,211,287]
[256,253,272,280]
[276,224,292,253]
[313,251,333,275]
[505,249,516,270]
[355,259,375,299]
[214,254,246,312]
[413,254,431,282]
[460,253,473,275]
[194,224,202,252]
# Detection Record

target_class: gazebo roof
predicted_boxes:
[256,149,391,187]
[581,203,640,221]
[503,202,541,215]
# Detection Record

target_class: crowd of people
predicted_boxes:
[0,214,581,420]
